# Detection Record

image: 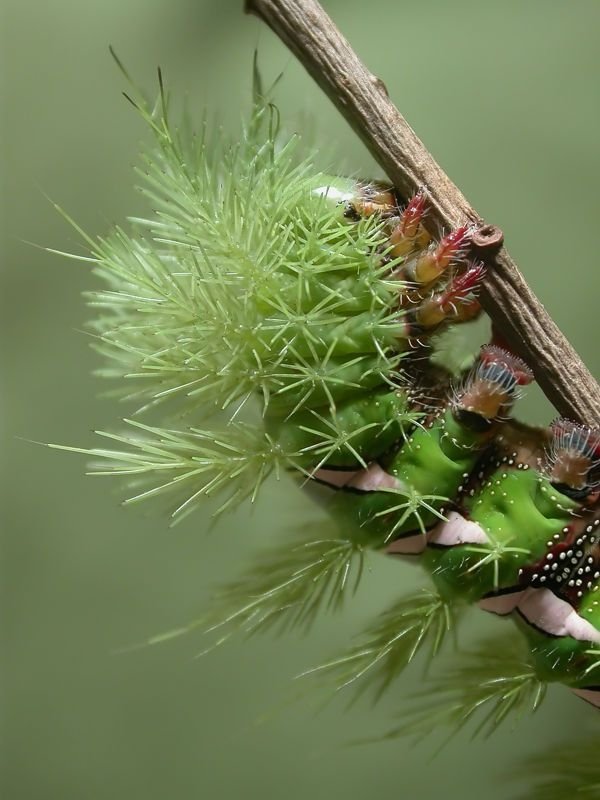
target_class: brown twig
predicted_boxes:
[245,0,600,426]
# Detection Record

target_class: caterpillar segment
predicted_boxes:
[267,182,487,464]
[420,415,600,702]
[300,345,533,549]
[248,182,485,424]
[512,423,600,706]
[424,421,581,606]
[267,388,413,470]
[513,505,600,708]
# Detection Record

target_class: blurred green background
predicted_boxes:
[3,1,600,798]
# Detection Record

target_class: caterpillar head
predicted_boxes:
[312,177,400,221]
[452,345,533,430]
[349,181,399,218]
[545,418,600,499]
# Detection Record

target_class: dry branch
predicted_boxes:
[245,0,600,426]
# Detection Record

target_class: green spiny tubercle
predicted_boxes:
[387,408,484,496]
[327,409,489,546]
[425,469,578,603]
[267,388,413,468]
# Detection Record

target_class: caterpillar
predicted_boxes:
[54,73,600,735]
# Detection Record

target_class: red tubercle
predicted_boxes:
[397,189,428,238]
[479,344,534,385]
[412,223,474,285]
[434,224,472,267]
[388,189,430,258]
[439,262,486,309]
[414,261,485,329]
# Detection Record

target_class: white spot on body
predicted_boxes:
[312,185,355,204]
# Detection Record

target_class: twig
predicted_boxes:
[244,0,600,426]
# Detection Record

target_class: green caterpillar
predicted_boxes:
[55,81,600,719]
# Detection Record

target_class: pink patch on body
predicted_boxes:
[314,463,424,553]
[386,534,427,555]
[571,688,600,709]
[312,463,404,492]
[427,511,489,547]
[478,591,526,616]
[518,588,600,644]
[312,468,358,488]
[347,463,403,492]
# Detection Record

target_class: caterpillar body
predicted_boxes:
[59,89,600,726]
[300,186,600,706]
